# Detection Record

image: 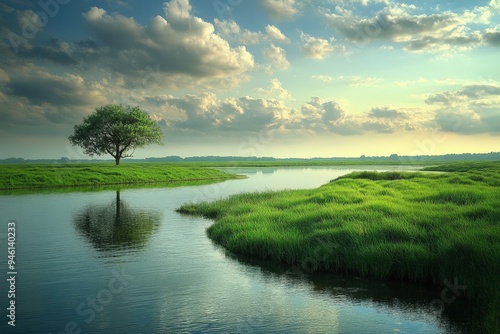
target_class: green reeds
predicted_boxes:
[178,161,500,332]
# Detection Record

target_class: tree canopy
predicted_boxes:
[69,104,163,165]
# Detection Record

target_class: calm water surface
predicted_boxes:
[0,166,475,333]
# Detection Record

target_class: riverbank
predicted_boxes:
[0,163,240,190]
[178,161,500,332]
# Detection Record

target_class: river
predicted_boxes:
[0,166,475,333]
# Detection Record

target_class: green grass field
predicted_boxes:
[0,163,239,190]
[178,161,500,332]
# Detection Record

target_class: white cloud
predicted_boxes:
[139,93,294,132]
[5,66,107,108]
[257,78,291,99]
[338,75,384,87]
[213,18,240,38]
[292,96,432,135]
[300,32,335,59]
[321,3,487,53]
[140,93,438,136]
[490,0,500,10]
[265,25,290,43]
[483,27,500,46]
[298,97,345,130]
[261,0,300,20]
[426,85,500,134]
[312,75,333,84]
[214,20,289,45]
[81,0,254,88]
[164,0,191,20]
[263,44,290,70]
[0,68,9,83]
[368,107,410,119]
[17,10,43,30]
[426,85,500,106]
[328,0,389,6]
[0,64,108,126]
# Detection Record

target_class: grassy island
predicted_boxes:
[178,161,500,331]
[0,163,239,190]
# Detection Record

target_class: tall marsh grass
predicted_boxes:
[178,161,500,332]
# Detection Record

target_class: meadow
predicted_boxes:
[178,161,500,332]
[0,163,239,190]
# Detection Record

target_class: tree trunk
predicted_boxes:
[115,143,120,165]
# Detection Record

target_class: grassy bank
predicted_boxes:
[0,163,239,190]
[178,161,500,332]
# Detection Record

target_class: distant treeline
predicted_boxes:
[145,152,500,163]
[1,152,499,164]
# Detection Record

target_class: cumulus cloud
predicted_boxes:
[138,93,433,136]
[17,10,43,32]
[257,78,291,99]
[404,29,483,53]
[426,85,500,106]
[490,0,500,10]
[368,107,410,119]
[214,19,289,45]
[261,0,300,20]
[321,3,487,53]
[0,7,48,54]
[0,64,108,126]
[79,0,254,88]
[483,27,500,46]
[138,93,294,132]
[265,25,290,43]
[312,75,333,84]
[263,44,290,70]
[293,97,428,135]
[6,68,106,108]
[214,19,262,45]
[0,68,9,84]
[338,75,384,87]
[328,0,389,5]
[5,35,110,70]
[300,32,335,59]
[301,97,345,125]
[426,85,500,134]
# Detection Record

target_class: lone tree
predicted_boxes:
[69,104,163,165]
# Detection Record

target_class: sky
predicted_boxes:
[0,0,499,159]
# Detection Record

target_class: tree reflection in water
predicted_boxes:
[74,190,162,257]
